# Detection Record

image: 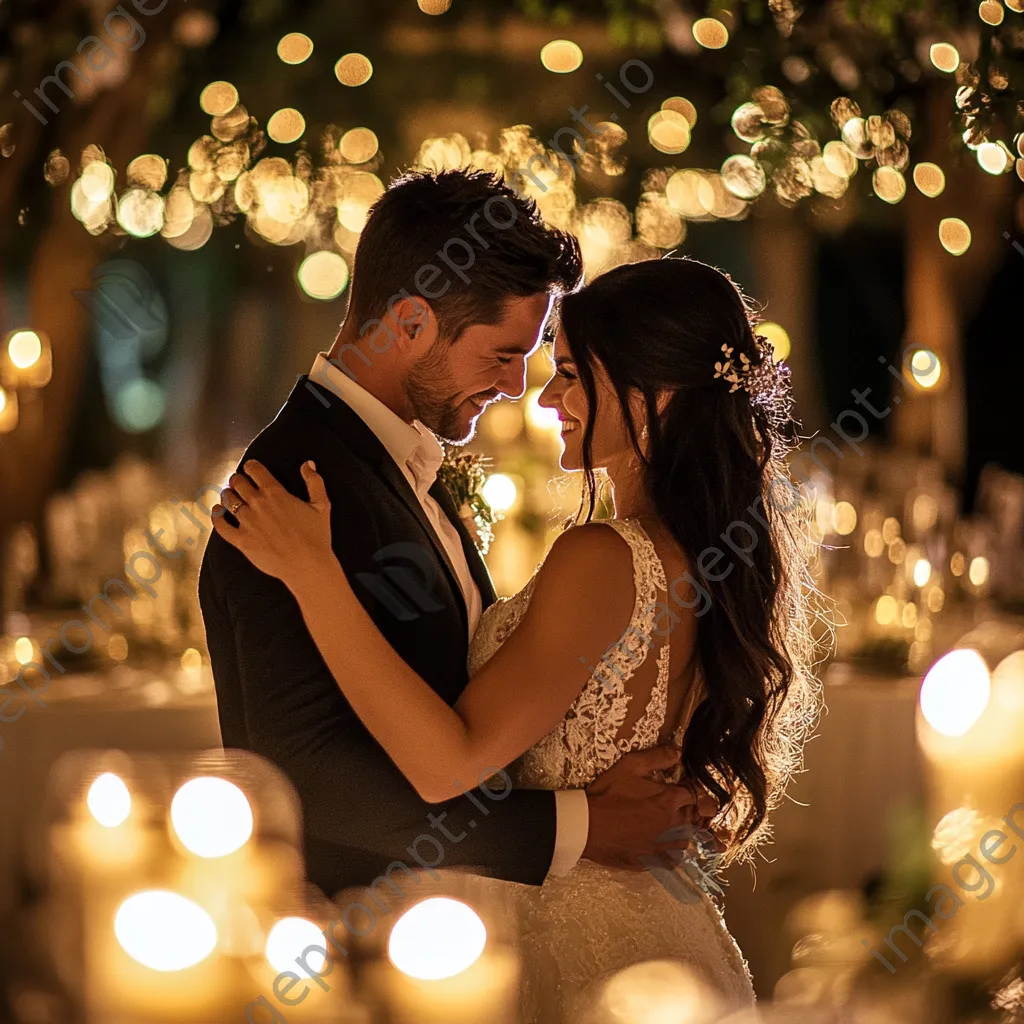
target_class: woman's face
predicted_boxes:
[538,327,642,472]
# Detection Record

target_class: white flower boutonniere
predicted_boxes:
[436,449,500,555]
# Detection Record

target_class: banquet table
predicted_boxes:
[0,623,989,1003]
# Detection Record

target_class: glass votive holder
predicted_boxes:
[43,747,350,1023]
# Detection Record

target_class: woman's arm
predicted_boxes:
[214,460,639,803]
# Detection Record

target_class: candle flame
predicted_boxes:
[388,897,486,980]
[115,891,217,971]
[170,776,253,858]
[87,772,132,828]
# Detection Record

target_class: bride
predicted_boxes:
[213,255,822,1020]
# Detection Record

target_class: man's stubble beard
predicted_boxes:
[405,335,471,443]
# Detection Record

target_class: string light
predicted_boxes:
[267,108,306,144]
[335,53,373,86]
[540,40,583,74]
[929,43,960,73]
[912,162,945,197]
[939,218,971,255]
[199,81,238,116]
[277,32,313,64]
[693,18,729,49]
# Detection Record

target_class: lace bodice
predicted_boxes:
[468,518,687,791]
[462,519,754,1021]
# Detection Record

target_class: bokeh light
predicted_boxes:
[267,108,306,144]
[693,18,729,49]
[8,330,42,370]
[875,595,898,626]
[335,53,373,86]
[758,322,791,360]
[277,32,313,64]
[939,217,971,255]
[297,251,350,300]
[389,898,487,980]
[912,162,945,197]
[823,140,858,178]
[913,558,932,588]
[977,142,1009,174]
[482,473,518,513]
[721,155,765,199]
[979,0,1005,26]
[87,772,132,828]
[265,918,327,974]
[598,960,719,1023]
[127,154,168,191]
[170,776,253,858]
[872,166,906,203]
[339,127,379,164]
[919,648,990,737]
[662,96,697,127]
[833,501,857,535]
[114,379,166,432]
[929,43,960,73]
[969,555,990,587]
[0,387,13,433]
[115,892,218,972]
[648,110,691,155]
[116,188,165,238]
[199,81,239,116]
[908,349,942,389]
[81,161,115,203]
[540,40,583,74]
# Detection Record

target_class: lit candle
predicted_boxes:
[916,648,1024,975]
[86,887,254,1021]
[370,897,519,1024]
[586,959,721,1024]
[3,329,52,389]
[52,772,150,880]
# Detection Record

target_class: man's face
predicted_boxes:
[405,293,553,442]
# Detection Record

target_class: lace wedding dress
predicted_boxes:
[467,518,755,1023]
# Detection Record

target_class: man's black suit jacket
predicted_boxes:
[198,375,558,896]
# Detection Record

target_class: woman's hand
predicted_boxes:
[212,459,333,589]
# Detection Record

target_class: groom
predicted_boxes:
[199,168,710,898]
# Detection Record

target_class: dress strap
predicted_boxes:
[589,519,676,759]
[598,518,669,595]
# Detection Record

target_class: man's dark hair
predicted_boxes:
[347,169,583,342]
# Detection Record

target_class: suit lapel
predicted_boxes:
[374,457,468,628]
[288,376,470,629]
[430,479,498,609]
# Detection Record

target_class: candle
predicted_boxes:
[586,959,722,1024]
[85,887,256,1022]
[50,772,150,881]
[916,648,1024,976]
[369,897,519,1024]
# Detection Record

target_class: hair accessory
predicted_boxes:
[713,334,791,409]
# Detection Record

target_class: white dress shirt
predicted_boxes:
[310,355,588,877]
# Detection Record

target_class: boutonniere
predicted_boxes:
[436,448,501,555]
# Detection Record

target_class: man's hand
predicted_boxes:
[582,746,719,870]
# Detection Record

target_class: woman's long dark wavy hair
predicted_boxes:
[559,255,826,861]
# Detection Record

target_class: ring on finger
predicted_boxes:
[222,491,246,515]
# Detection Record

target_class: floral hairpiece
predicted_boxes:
[712,334,791,410]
